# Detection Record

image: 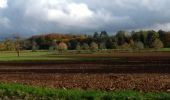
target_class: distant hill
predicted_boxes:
[0,33,12,40]
[0,33,29,40]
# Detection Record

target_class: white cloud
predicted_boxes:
[131,23,170,32]
[151,23,170,31]
[23,0,133,31]
[0,0,8,8]
[24,0,94,28]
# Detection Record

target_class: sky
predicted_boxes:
[0,0,170,36]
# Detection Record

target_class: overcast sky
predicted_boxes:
[0,0,170,35]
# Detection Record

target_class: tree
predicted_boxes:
[32,40,38,52]
[14,35,21,57]
[163,32,170,47]
[140,31,148,47]
[90,42,98,51]
[106,39,117,49]
[115,30,127,45]
[158,30,170,47]
[119,42,131,50]
[4,38,15,51]
[76,43,81,51]
[49,40,58,51]
[147,30,159,47]
[129,39,135,48]
[100,31,108,38]
[0,42,5,51]
[151,39,164,49]
[134,41,144,50]
[82,43,89,50]
[68,39,78,50]
[112,42,118,49]
[99,42,106,50]
[58,42,68,52]
[131,31,141,42]
[93,32,100,39]
[21,39,32,50]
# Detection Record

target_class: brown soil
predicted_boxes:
[0,73,170,92]
[0,56,170,73]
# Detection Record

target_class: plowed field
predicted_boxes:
[0,53,170,92]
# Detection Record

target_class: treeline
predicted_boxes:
[0,30,170,51]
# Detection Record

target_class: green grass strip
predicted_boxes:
[0,83,169,100]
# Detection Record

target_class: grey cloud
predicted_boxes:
[0,0,170,36]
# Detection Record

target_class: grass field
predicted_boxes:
[157,48,170,51]
[0,49,170,61]
[0,83,169,100]
[0,51,75,61]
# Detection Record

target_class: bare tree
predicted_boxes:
[13,34,21,57]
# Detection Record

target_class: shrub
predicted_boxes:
[90,42,98,51]
[99,42,106,50]
[76,43,81,51]
[151,39,164,49]
[82,43,89,50]
[58,42,68,51]
[134,41,144,50]
[119,42,131,50]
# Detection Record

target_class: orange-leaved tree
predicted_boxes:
[58,42,68,52]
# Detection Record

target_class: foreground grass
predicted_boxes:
[0,83,169,100]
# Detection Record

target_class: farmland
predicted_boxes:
[0,50,169,93]
[1,50,170,73]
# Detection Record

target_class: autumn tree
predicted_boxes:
[4,29,170,51]
[4,38,15,51]
[0,42,5,51]
[58,42,68,52]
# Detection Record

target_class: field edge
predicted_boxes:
[0,83,169,99]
